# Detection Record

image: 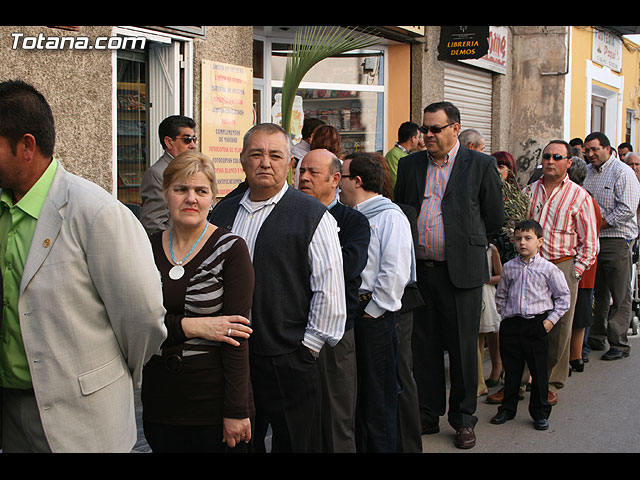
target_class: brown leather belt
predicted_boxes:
[550,255,573,264]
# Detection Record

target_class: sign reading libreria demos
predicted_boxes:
[202,60,253,197]
[438,26,489,61]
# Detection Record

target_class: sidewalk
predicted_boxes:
[421,332,640,453]
[133,332,640,453]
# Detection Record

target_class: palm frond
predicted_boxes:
[280,26,378,136]
[501,178,532,240]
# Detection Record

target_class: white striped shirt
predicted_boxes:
[584,154,640,241]
[524,175,599,276]
[495,253,570,325]
[232,183,346,352]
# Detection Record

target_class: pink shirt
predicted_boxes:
[417,141,460,260]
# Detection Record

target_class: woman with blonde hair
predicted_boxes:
[141,151,255,452]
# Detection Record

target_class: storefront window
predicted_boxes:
[270,40,385,155]
[272,87,383,153]
[271,43,383,86]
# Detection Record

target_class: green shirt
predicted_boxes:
[0,158,58,389]
[385,144,409,189]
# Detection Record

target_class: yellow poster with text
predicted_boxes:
[201,60,253,197]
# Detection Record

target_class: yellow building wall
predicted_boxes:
[621,36,640,147]
[386,44,412,153]
[569,27,590,140]
[570,26,640,145]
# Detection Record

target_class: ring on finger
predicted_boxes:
[227,328,232,336]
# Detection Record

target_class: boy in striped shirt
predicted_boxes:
[490,219,570,430]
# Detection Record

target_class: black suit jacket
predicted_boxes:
[397,203,425,313]
[393,145,504,289]
[329,201,370,330]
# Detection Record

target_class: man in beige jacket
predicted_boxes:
[0,80,167,452]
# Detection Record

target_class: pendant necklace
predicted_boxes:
[168,222,209,280]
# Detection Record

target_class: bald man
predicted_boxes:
[298,149,370,452]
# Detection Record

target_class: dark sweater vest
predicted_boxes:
[210,186,327,356]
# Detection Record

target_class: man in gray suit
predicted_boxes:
[0,80,167,452]
[140,114,197,235]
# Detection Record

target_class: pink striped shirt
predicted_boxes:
[417,141,459,260]
[524,175,599,276]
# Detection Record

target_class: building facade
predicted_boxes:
[1,25,638,208]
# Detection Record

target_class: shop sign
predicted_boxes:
[438,26,489,61]
[394,26,425,36]
[593,28,622,72]
[460,26,508,74]
[201,60,254,197]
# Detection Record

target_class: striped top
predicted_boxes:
[182,231,247,349]
[524,175,599,276]
[143,226,255,424]
[417,140,460,260]
[584,154,640,241]
[495,253,570,325]
[231,183,346,352]
[151,227,254,351]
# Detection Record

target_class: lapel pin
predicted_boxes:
[43,238,51,248]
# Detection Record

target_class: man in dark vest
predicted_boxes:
[298,148,370,452]
[209,123,346,453]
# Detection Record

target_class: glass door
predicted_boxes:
[116,50,147,217]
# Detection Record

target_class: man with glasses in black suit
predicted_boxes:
[394,101,504,449]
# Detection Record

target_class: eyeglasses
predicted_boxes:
[341,174,356,179]
[542,153,569,160]
[584,146,604,154]
[420,122,456,134]
[174,135,198,144]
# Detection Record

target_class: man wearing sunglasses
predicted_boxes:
[515,140,598,405]
[140,115,197,236]
[393,101,504,449]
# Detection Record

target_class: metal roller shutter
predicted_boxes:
[444,62,493,153]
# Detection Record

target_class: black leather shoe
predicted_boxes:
[601,348,630,361]
[569,358,584,372]
[454,426,476,449]
[534,418,549,430]
[421,422,439,434]
[490,410,516,425]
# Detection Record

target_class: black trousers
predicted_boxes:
[354,309,399,453]
[498,314,552,421]
[143,421,250,453]
[412,260,482,430]
[250,346,322,453]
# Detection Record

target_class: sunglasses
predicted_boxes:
[419,122,456,134]
[542,153,569,160]
[175,135,198,144]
